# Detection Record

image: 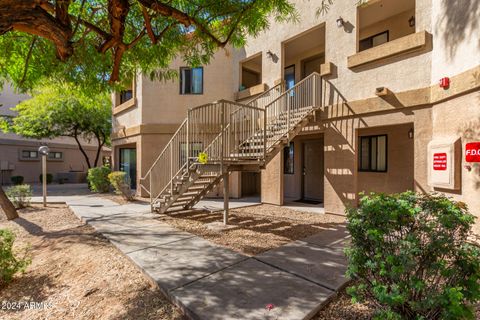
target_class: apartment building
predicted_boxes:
[0,83,110,184]
[111,0,480,226]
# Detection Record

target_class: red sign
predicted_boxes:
[466,142,480,162]
[433,153,447,171]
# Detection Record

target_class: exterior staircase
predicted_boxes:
[140,72,323,213]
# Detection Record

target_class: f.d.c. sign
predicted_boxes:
[466,142,480,163]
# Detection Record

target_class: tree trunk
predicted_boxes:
[93,134,105,167]
[72,130,92,168]
[0,187,18,220]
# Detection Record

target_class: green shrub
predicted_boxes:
[5,184,32,209]
[87,166,111,193]
[10,176,24,185]
[0,229,30,286]
[108,171,135,201]
[39,173,53,184]
[346,192,480,320]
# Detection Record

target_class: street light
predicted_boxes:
[38,146,49,207]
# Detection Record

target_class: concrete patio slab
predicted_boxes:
[302,224,350,248]
[102,227,195,254]
[171,258,333,320]
[85,213,168,233]
[49,194,350,320]
[255,240,348,290]
[127,236,247,292]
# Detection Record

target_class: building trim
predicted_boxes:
[235,83,268,100]
[323,65,480,120]
[113,98,137,115]
[0,137,102,151]
[111,123,179,140]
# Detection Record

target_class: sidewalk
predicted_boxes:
[37,195,349,320]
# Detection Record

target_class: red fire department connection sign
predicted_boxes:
[433,153,447,171]
[466,142,480,162]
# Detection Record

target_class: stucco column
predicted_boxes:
[261,151,284,205]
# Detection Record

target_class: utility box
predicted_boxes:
[428,138,461,190]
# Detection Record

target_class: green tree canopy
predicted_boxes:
[0,84,111,168]
[0,0,296,91]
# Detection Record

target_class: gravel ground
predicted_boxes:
[314,286,375,320]
[160,204,346,256]
[0,205,182,320]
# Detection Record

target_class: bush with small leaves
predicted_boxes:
[346,192,480,320]
[0,229,31,286]
[10,176,24,185]
[5,184,32,209]
[87,166,111,193]
[108,171,135,201]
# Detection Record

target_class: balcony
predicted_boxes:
[348,30,431,69]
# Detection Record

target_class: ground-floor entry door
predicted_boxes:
[119,148,137,189]
[302,139,324,202]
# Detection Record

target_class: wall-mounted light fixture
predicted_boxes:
[408,128,414,139]
[408,16,415,28]
[266,50,274,58]
[336,17,345,28]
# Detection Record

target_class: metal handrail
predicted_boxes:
[142,73,323,211]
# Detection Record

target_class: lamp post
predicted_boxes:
[38,146,49,207]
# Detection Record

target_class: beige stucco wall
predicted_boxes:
[411,91,480,231]
[430,1,480,84]
[357,123,414,195]
[0,139,105,184]
[110,0,480,225]
[359,9,415,42]
[140,48,235,125]
[323,105,416,214]
[237,0,433,102]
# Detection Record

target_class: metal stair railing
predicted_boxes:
[263,72,322,151]
[140,100,266,210]
[140,72,322,212]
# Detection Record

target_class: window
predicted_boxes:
[48,152,63,160]
[119,148,137,189]
[359,135,387,172]
[120,90,133,104]
[180,67,203,94]
[283,143,294,174]
[359,31,389,52]
[21,150,38,159]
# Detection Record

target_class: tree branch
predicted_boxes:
[19,36,38,87]
[141,6,157,44]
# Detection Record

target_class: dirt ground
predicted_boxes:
[0,204,182,320]
[159,204,346,256]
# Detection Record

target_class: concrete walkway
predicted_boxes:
[36,195,349,320]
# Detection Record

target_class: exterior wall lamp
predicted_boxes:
[336,17,345,28]
[408,128,414,139]
[408,16,415,28]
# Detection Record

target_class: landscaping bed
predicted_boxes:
[159,204,346,256]
[0,204,181,320]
